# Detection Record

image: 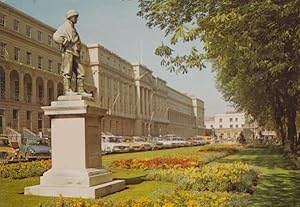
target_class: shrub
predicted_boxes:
[45,191,250,207]
[146,162,258,193]
[0,160,51,179]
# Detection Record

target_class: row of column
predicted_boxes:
[3,70,61,105]
[103,75,135,116]
[140,86,152,119]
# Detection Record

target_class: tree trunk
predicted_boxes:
[285,95,297,152]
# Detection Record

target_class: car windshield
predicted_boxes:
[27,139,49,146]
[108,137,121,143]
[0,139,10,147]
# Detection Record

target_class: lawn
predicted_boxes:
[1,145,299,207]
[216,147,300,207]
[0,146,208,207]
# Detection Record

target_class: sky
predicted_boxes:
[3,0,234,116]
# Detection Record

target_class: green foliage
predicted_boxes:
[44,191,250,207]
[0,160,51,179]
[137,0,300,150]
[146,162,258,193]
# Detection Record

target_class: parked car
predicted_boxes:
[120,137,144,151]
[132,136,154,150]
[153,137,175,148]
[18,138,51,161]
[193,136,211,145]
[0,136,18,162]
[149,137,164,149]
[101,135,130,153]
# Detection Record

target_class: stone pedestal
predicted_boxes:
[25,94,125,198]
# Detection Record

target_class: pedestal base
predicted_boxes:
[24,95,126,198]
[25,180,126,198]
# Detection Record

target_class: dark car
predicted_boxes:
[0,136,18,162]
[18,138,51,161]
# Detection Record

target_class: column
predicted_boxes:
[31,76,37,104]
[19,72,24,102]
[53,82,58,101]
[145,89,149,118]
[141,87,144,117]
[4,69,10,100]
[43,79,48,105]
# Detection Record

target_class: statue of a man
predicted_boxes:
[53,9,85,94]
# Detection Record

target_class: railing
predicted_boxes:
[5,127,22,145]
[22,127,38,140]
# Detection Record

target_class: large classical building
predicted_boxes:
[205,112,247,139]
[0,2,205,137]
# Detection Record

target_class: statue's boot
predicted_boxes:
[77,78,92,97]
[63,78,73,95]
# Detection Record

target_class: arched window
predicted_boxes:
[24,74,32,103]
[10,70,19,101]
[0,66,5,99]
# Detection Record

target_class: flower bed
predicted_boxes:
[112,157,201,169]
[111,145,242,170]
[0,160,51,179]
[47,191,249,207]
[146,162,258,193]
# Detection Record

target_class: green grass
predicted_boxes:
[103,181,176,202]
[2,145,299,207]
[0,146,205,207]
[216,147,300,207]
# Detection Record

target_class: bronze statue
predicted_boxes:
[53,9,87,95]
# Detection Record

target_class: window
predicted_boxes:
[37,31,42,41]
[0,42,6,58]
[48,60,52,71]
[13,19,19,31]
[236,124,239,128]
[230,118,233,122]
[38,56,43,68]
[0,13,5,26]
[230,124,233,128]
[57,63,61,74]
[13,109,18,119]
[14,47,20,61]
[100,96,104,107]
[26,25,31,37]
[38,113,43,130]
[26,111,31,121]
[38,85,43,102]
[219,118,222,123]
[219,125,223,128]
[47,35,52,46]
[0,69,5,99]
[235,117,238,122]
[14,80,19,100]
[26,52,32,65]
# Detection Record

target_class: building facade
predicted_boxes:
[205,112,246,139]
[0,2,205,137]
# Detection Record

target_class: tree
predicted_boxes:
[137,0,300,152]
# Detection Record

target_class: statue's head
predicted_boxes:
[66,9,79,23]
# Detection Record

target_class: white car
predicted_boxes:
[132,136,154,151]
[153,137,175,148]
[101,135,130,153]
[193,136,211,145]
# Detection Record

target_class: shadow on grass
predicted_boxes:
[218,147,300,207]
[219,147,292,169]
[249,171,300,207]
